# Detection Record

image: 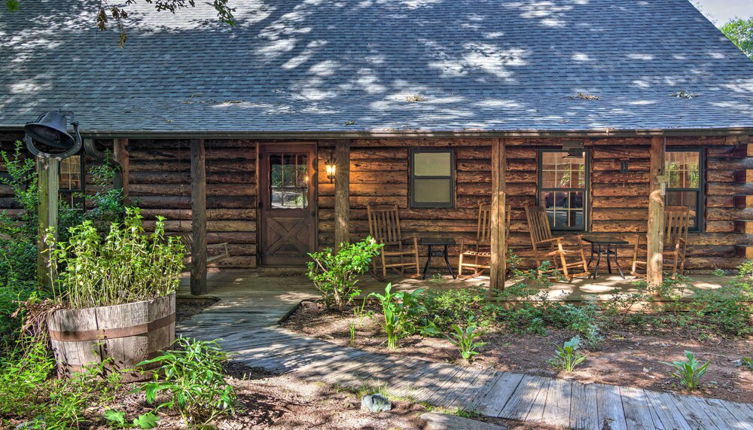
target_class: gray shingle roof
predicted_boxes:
[1,0,753,134]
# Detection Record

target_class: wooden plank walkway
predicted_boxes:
[178,294,753,430]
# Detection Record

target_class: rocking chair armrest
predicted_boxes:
[534,237,565,245]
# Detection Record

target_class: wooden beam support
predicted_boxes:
[36,156,59,287]
[190,139,207,295]
[490,138,507,292]
[113,138,129,196]
[646,136,666,287]
[334,140,350,249]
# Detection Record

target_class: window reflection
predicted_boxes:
[539,151,587,230]
[270,153,308,209]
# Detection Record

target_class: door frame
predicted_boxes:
[257,142,318,266]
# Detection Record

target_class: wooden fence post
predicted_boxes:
[37,156,59,287]
[190,139,207,295]
[490,138,507,292]
[647,136,666,287]
[334,140,350,249]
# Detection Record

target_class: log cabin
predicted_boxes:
[1,0,753,294]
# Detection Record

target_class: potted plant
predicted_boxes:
[44,208,185,380]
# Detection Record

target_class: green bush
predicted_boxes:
[306,237,382,311]
[448,320,486,361]
[663,351,709,390]
[550,336,587,372]
[690,285,753,336]
[0,337,122,428]
[138,337,236,426]
[368,283,423,349]
[46,208,185,309]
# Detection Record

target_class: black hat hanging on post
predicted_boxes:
[24,111,82,159]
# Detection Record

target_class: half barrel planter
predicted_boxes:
[47,293,175,381]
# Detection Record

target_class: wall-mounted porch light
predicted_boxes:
[325,151,337,183]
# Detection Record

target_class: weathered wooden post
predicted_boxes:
[190,139,208,295]
[647,136,666,287]
[490,138,507,292]
[36,157,59,285]
[334,140,350,249]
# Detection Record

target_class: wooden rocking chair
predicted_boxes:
[631,206,690,276]
[457,204,511,278]
[367,205,421,278]
[524,205,590,280]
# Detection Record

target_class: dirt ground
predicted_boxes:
[282,300,753,404]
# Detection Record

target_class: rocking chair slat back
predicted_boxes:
[478,205,491,243]
[368,205,403,244]
[665,206,690,247]
[525,206,553,245]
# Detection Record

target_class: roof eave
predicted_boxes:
[1,126,752,140]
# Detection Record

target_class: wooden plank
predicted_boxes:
[190,138,207,295]
[646,136,666,286]
[570,383,599,430]
[524,377,552,423]
[702,397,752,430]
[717,400,753,429]
[334,139,350,248]
[670,393,721,430]
[473,372,525,416]
[619,386,656,429]
[594,383,627,430]
[499,375,547,421]
[643,390,692,430]
[490,138,507,291]
[540,378,572,428]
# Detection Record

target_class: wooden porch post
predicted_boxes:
[647,136,666,287]
[490,138,507,292]
[334,140,350,249]
[36,156,59,287]
[113,138,129,196]
[190,139,208,295]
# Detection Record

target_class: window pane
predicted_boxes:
[414,178,451,203]
[414,152,451,176]
[667,190,697,228]
[540,190,584,229]
[270,153,308,209]
[541,151,585,188]
[666,151,700,188]
[60,155,81,191]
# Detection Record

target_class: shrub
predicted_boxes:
[137,337,236,426]
[46,207,185,309]
[0,336,122,428]
[368,283,422,349]
[663,351,709,390]
[306,237,382,311]
[550,336,587,372]
[410,287,494,335]
[448,320,486,362]
[689,285,753,336]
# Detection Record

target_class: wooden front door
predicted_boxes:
[259,144,317,265]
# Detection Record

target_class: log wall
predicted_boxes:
[2,133,752,272]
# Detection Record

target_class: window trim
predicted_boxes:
[665,147,705,232]
[536,148,590,232]
[409,148,456,209]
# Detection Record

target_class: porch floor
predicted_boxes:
[178,270,733,302]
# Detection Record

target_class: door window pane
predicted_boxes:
[538,151,588,230]
[270,153,308,209]
[59,155,83,208]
